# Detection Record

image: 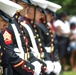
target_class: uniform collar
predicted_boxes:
[23,16,33,25]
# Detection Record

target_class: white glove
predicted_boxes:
[32,61,42,75]
[44,61,54,74]
[53,61,61,75]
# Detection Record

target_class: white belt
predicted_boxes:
[14,48,30,60]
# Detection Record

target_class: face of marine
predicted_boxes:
[35,7,44,22]
[0,17,8,32]
[18,1,28,17]
[46,12,54,22]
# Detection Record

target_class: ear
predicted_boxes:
[29,7,34,14]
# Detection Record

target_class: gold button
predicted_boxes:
[34,36,36,38]
[51,47,54,51]
[31,21,33,24]
[51,39,54,42]
[16,15,18,19]
[24,65,26,67]
[0,46,1,49]
[1,53,3,56]
[22,31,23,33]
[4,48,6,50]
[44,66,46,68]
[38,39,41,42]
[34,30,37,32]
[40,48,43,51]
[34,25,36,28]
[51,34,53,37]
[46,33,49,35]
[39,43,42,46]
[28,67,30,69]
[51,44,53,46]
[24,36,26,39]
[36,34,39,37]
[20,25,22,28]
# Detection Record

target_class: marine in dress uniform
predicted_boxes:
[35,1,62,75]
[1,0,35,75]
[0,9,11,75]
[11,0,49,75]
[13,0,49,75]
[19,0,56,75]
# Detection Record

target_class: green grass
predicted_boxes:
[60,71,76,75]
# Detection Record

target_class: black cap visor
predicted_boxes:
[45,9,55,16]
[22,0,31,4]
[37,7,45,14]
[0,10,12,23]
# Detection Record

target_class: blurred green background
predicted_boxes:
[48,0,76,15]
[60,71,76,75]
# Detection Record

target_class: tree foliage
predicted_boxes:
[48,0,76,15]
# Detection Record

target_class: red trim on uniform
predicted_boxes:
[13,60,34,74]
[41,66,46,72]
[13,60,24,67]
[22,61,34,74]
[49,22,55,34]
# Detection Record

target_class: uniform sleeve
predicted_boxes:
[2,25,34,75]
